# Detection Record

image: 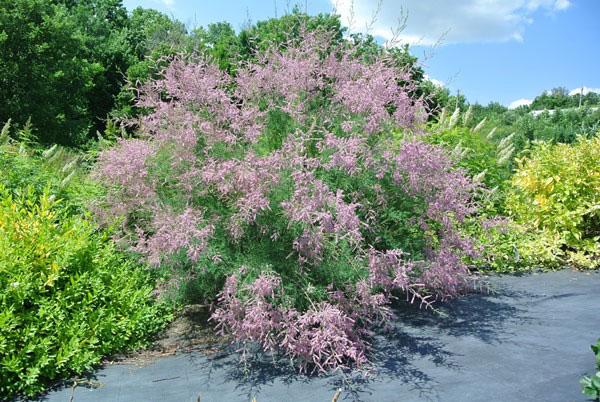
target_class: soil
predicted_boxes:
[105,304,226,367]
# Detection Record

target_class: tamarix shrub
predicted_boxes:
[93,28,480,371]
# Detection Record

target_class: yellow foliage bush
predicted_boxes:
[0,185,170,398]
[507,136,600,268]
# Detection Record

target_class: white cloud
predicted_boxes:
[569,86,600,96]
[552,0,571,10]
[424,74,445,88]
[508,98,533,109]
[330,0,571,46]
[159,0,174,7]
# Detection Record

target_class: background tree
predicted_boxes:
[113,7,189,118]
[238,8,345,58]
[58,0,134,137]
[0,0,102,145]
[191,22,240,73]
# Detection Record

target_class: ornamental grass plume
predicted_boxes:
[498,132,515,149]
[497,133,516,165]
[472,117,487,133]
[462,105,473,126]
[486,127,497,140]
[93,26,480,372]
[448,107,461,129]
[0,119,10,144]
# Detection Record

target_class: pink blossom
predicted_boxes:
[134,208,213,266]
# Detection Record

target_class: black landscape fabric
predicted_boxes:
[40,270,600,402]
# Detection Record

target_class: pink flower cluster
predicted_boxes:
[212,272,369,373]
[319,133,370,175]
[94,27,479,372]
[201,152,282,239]
[281,170,362,264]
[139,59,263,146]
[94,139,156,215]
[133,208,214,266]
[212,248,431,373]
[332,55,421,133]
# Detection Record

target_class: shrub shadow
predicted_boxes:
[205,284,530,401]
[391,288,532,344]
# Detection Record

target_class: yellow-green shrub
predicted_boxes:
[506,136,600,268]
[466,217,568,272]
[0,186,171,398]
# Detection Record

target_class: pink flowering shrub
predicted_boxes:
[93,28,480,372]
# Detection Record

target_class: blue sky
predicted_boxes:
[123,0,600,107]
